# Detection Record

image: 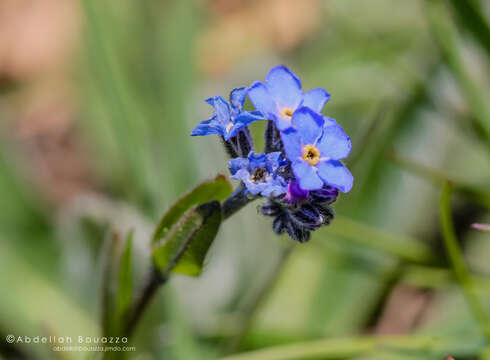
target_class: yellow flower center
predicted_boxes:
[280,107,294,121]
[225,123,234,133]
[302,144,321,166]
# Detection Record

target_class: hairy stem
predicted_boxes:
[222,183,255,220]
[125,183,253,336]
[123,267,167,336]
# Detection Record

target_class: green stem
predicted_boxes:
[123,267,167,337]
[222,183,255,221]
[440,181,490,341]
[124,183,253,337]
[220,334,483,360]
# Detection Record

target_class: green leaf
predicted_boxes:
[152,174,232,244]
[152,201,222,276]
[117,230,133,322]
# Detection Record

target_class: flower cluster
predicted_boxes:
[191,66,353,242]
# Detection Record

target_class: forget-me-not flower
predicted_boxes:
[191,87,264,140]
[247,65,330,131]
[281,107,353,192]
[191,65,353,242]
[229,151,287,197]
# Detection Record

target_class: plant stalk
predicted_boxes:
[440,181,490,341]
[124,182,253,336]
[123,267,167,336]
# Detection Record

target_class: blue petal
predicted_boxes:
[190,124,221,136]
[190,116,223,136]
[265,65,302,108]
[316,160,353,193]
[261,182,287,197]
[243,179,264,195]
[232,169,252,183]
[248,81,278,118]
[280,128,303,159]
[291,107,324,145]
[249,110,264,118]
[266,152,282,172]
[248,152,268,168]
[292,161,323,190]
[234,111,264,126]
[229,158,250,176]
[323,116,337,126]
[274,114,292,131]
[212,96,232,125]
[230,86,247,112]
[301,88,330,112]
[316,123,351,160]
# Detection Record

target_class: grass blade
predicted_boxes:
[440,181,490,340]
[321,216,434,264]
[426,0,490,143]
[117,230,134,327]
[448,0,490,56]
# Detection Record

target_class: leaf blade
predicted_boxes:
[152,201,222,276]
[152,174,232,244]
[117,230,133,323]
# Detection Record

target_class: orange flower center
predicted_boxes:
[302,144,321,166]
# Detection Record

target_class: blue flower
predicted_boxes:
[191,87,264,141]
[281,107,353,192]
[229,152,287,197]
[248,65,330,131]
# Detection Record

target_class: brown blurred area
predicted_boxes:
[0,0,80,81]
[0,0,90,205]
[197,0,322,75]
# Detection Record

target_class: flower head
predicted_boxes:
[191,87,264,141]
[248,65,330,131]
[281,107,353,192]
[191,66,353,243]
[229,151,287,197]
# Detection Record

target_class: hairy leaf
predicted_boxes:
[152,175,232,244]
[152,201,222,276]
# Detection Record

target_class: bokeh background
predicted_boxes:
[0,0,489,359]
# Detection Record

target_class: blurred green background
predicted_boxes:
[0,0,489,359]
